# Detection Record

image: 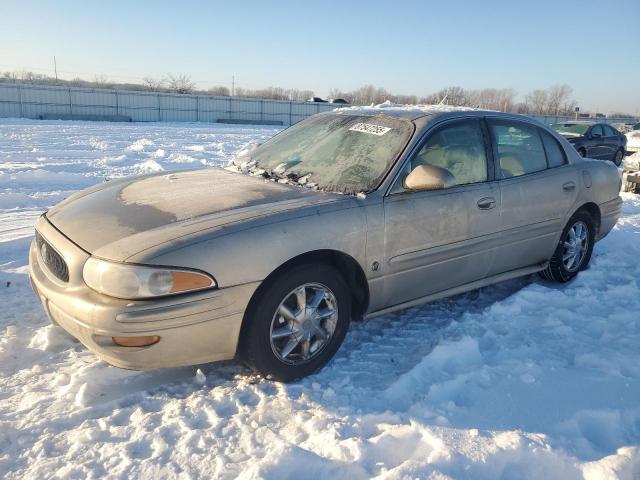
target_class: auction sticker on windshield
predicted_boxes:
[349,123,391,136]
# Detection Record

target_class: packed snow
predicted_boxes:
[0,118,639,479]
[338,100,478,115]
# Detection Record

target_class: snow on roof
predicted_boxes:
[336,100,479,116]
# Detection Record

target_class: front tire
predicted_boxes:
[239,264,351,382]
[540,211,595,283]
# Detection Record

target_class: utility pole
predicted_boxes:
[231,75,235,96]
[54,56,58,84]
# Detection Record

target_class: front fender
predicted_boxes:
[136,202,369,289]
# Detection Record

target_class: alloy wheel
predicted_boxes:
[562,221,589,272]
[269,283,338,365]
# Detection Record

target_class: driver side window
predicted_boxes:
[410,120,488,187]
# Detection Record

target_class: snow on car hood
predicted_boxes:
[46,167,341,259]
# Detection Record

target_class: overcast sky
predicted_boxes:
[1,0,639,114]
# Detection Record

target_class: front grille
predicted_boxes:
[35,231,69,282]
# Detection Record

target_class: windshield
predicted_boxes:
[248,113,413,193]
[551,123,590,135]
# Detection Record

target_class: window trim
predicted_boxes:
[590,124,604,137]
[603,124,618,137]
[538,127,568,169]
[486,117,551,180]
[388,117,494,195]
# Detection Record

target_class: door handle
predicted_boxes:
[562,182,576,192]
[477,197,496,210]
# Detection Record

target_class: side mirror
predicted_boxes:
[404,164,455,192]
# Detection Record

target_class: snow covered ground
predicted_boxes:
[0,118,639,479]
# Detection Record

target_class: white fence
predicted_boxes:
[0,82,636,127]
[0,83,341,126]
[528,114,636,126]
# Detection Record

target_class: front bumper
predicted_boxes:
[29,215,259,370]
[626,146,640,155]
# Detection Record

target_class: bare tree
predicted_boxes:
[92,75,110,88]
[468,88,515,111]
[142,76,165,91]
[513,102,531,114]
[547,84,574,115]
[166,74,195,94]
[525,89,549,114]
[289,89,314,101]
[208,85,230,96]
[424,86,468,106]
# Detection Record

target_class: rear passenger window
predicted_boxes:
[540,130,567,168]
[490,121,547,178]
[411,120,488,186]
[603,125,617,136]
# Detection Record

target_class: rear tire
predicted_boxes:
[540,211,595,283]
[239,263,351,382]
[613,148,624,167]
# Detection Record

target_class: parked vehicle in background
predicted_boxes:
[623,153,640,193]
[29,107,622,381]
[552,121,627,166]
[626,129,640,155]
[308,97,328,103]
[613,123,632,134]
[330,98,349,104]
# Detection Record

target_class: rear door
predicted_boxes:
[382,118,501,306]
[602,125,620,160]
[486,118,579,275]
[588,124,607,159]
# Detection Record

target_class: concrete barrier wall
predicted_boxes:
[0,83,340,126]
[0,83,636,127]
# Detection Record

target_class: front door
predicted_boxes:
[382,118,500,307]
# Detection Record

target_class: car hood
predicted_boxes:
[46,168,343,260]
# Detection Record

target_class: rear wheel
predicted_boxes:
[540,211,595,283]
[613,148,624,167]
[239,264,351,382]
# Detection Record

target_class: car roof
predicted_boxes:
[333,103,481,121]
[331,104,546,126]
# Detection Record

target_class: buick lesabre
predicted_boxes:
[29,106,622,381]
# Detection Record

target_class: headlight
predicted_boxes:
[83,257,215,299]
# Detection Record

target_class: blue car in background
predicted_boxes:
[552,121,627,166]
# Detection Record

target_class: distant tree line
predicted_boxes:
[0,70,313,102]
[329,84,580,116]
[0,70,633,117]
